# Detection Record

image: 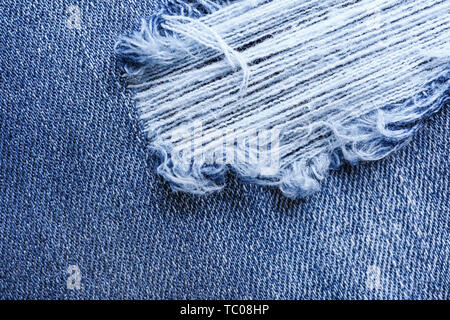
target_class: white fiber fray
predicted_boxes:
[117,0,450,198]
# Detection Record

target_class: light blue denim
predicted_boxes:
[0,0,448,299]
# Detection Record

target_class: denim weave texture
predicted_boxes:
[0,0,449,299]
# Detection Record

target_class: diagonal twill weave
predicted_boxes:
[117,0,449,198]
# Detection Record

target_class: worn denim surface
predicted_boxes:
[116,0,450,199]
[0,0,448,299]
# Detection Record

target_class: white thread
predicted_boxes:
[117,0,450,198]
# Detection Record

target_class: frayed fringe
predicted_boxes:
[115,0,246,76]
[115,1,218,68]
[151,72,449,199]
[117,0,449,199]
[280,72,449,198]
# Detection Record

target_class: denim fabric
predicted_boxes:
[116,0,450,199]
[0,0,448,299]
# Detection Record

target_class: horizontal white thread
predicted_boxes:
[117,0,450,197]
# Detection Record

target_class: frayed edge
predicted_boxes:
[117,1,449,199]
[280,73,449,198]
[115,0,249,91]
[143,69,449,199]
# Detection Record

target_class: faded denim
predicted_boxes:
[0,0,448,299]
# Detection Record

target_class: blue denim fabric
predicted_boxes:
[0,0,448,299]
